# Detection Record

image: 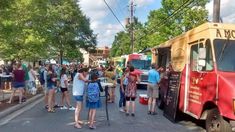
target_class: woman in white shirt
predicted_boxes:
[28,64,36,94]
[73,68,89,129]
[60,67,75,110]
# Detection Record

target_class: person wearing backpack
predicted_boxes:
[86,73,102,129]
[39,64,49,109]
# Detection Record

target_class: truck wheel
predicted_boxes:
[206,108,232,132]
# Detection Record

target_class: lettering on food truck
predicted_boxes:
[216,29,235,39]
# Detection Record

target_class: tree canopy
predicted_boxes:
[110,0,209,57]
[0,0,96,63]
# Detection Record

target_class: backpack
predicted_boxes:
[87,82,100,102]
[39,70,45,85]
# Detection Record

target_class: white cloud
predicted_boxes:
[95,23,123,47]
[79,0,111,21]
[206,0,235,23]
[131,0,154,8]
[79,0,123,47]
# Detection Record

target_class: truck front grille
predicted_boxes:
[140,74,148,82]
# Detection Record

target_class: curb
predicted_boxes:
[0,94,43,119]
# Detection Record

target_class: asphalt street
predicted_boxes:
[0,86,205,132]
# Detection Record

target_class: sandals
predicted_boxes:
[77,120,84,125]
[89,125,96,129]
[107,100,114,103]
[151,112,157,115]
[48,109,55,113]
[74,124,82,129]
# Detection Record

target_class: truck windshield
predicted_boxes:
[130,59,151,70]
[214,39,235,72]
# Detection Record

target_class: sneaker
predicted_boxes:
[126,113,129,116]
[60,106,67,110]
[69,106,76,111]
[131,113,135,117]
[119,108,125,112]
[54,104,61,108]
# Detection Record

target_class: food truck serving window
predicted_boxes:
[190,43,203,71]
[202,39,214,71]
[214,39,235,72]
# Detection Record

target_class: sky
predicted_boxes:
[79,0,235,48]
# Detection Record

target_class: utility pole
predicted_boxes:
[213,0,220,23]
[130,0,134,53]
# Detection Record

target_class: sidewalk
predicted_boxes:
[0,87,43,119]
[0,89,14,111]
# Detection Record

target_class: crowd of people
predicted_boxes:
[0,60,170,130]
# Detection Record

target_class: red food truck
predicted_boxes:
[151,22,235,132]
[124,53,151,89]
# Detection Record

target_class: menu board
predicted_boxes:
[163,72,181,122]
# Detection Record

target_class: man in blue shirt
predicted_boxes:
[147,64,160,115]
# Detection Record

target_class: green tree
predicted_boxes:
[144,0,209,47]
[110,17,144,57]
[0,0,96,62]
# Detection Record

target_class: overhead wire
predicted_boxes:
[103,0,126,31]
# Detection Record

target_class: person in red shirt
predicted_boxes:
[8,63,25,104]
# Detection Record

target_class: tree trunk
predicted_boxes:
[60,50,63,65]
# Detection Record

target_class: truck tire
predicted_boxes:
[206,108,232,132]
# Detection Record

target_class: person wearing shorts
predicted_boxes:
[147,64,160,115]
[73,68,89,129]
[125,66,140,117]
[47,65,57,113]
[60,67,75,110]
[8,63,25,104]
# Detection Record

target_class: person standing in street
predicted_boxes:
[125,66,140,116]
[73,68,89,129]
[119,68,129,112]
[47,65,57,113]
[28,64,37,95]
[147,64,160,115]
[86,73,102,129]
[59,67,75,110]
[42,64,49,109]
[8,63,25,104]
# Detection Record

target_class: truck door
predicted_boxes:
[187,39,215,118]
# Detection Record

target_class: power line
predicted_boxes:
[103,0,126,30]
[136,0,195,41]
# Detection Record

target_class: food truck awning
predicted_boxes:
[152,42,172,50]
